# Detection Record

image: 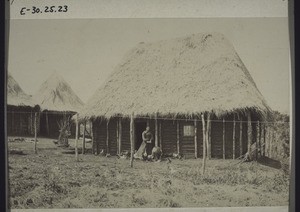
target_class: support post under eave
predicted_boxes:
[155,113,158,147]
[116,119,119,155]
[256,120,260,160]
[233,114,236,159]
[118,118,122,154]
[222,118,225,159]
[262,123,265,157]
[130,113,135,167]
[239,117,243,157]
[75,113,79,162]
[34,112,37,154]
[194,119,197,159]
[159,120,162,151]
[46,111,50,136]
[82,121,86,155]
[247,111,252,158]
[259,121,262,158]
[207,114,211,159]
[201,114,206,175]
[91,121,94,154]
[106,120,110,155]
[177,121,180,154]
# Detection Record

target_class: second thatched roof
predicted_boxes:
[7,72,37,107]
[81,33,271,119]
[33,72,84,112]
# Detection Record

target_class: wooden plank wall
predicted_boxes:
[7,107,40,137]
[225,117,234,159]
[121,119,131,152]
[242,122,248,155]
[161,120,177,155]
[211,121,223,158]
[108,118,118,155]
[179,120,195,158]
[93,119,107,154]
[196,120,203,158]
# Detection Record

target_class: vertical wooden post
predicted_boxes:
[130,113,134,167]
[30,111,33,135]
[12,111,14,133]
[116,119,119,154]
[155,113,158,147]
[118,118,122,154]
[46,111,50,136]
[75,113,79,161]
[177,121,180,154]
[207,114,211,159]
[106,119,109,155]
[247,111,252,156]
[91,121,94,154]
[82,121,86,155]
[206,116,212,159]
[194,119,198,159]
[268,124,272,158]
[239,117,243,157]
[159,120,162,150]
[259,121,262,157]
[256,120,260,160]
[233,114,236,159]
[222,118,225,159]
[262,123,266,157]
[34,112,37,154]
[201,114,206,175]
[270,128,274,158]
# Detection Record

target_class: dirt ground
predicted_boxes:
[7,136,290,209]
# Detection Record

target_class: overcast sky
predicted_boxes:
[8,18,290,114]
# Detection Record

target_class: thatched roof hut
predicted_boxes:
[80,33,271,159]
[7,72,40,136]
[7,72,36,107]
[81,33,270,120]
[34,72,84,138]
[34,72,84,112]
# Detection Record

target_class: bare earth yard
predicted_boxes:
[8,137,289,209]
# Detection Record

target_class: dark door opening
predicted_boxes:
[135,122,147,151]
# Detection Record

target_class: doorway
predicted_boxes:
[135,121,147,150]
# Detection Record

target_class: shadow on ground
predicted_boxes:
[257,156,282,169]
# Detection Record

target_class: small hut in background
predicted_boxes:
[33,72,84,138]
[79,33,271,160]
[7,72,40,136]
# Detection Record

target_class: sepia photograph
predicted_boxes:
[7,17,291,209]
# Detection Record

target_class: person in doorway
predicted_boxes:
[142,126,153,157]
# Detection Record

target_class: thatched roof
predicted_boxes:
[7,72,37,107]
[81,33,271,119]
[33,72,84,112]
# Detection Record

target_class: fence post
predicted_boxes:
[82,121,86,155]
[130,113,135,167]
[222,118,225,159]
[194,119,197,159]
[233,114,236,159]
[34,112,37,154]
[201,114,206,175]
[75,113,79,161]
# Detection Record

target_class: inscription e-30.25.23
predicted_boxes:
[20,5,68,16]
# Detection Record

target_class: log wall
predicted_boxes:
[91,112,261,158]
[161,120,177,155]
[179,120,195,158]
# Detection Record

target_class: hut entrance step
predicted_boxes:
[134,121,148,151]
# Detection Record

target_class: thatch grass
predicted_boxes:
[33,72,84,112]
[7,72,37,107]
[80,33,271,119]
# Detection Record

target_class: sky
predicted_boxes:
[8,18,290,114]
